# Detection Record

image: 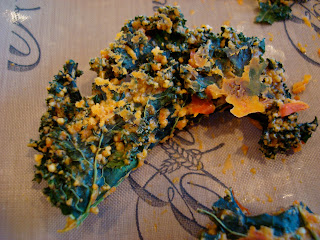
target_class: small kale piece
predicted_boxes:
[255,0,292,24]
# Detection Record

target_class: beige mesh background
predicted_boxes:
[0,0,319,239]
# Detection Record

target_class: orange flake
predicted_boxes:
[237,0,243,5]
[197,137,203,150]
[293,74,311,94]
[267,32,274,42]
[250,168,256,175]
[318,48,320,56]
[206,223,217,235]
[266,194,273,203]
[189,9,195,15]
[238,136,243,141]
[197,162,202,170]
[293,143,302,153]
[294,95,300,100]
[312,35,316,40]
[154,223,158,232]
[297,42,306,54]
[211,132,215,139]
[240,159,245,164]
[279,101,309,117]
[302,17,311,27]
[161,209,168,215]
[222,154,233,174]
[173,1,178,6]
[223,20,230,26]
[241,144,249,156]
[172,177,180,184]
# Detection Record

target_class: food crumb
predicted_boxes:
[172,177,179,184]
[211,132,215,139]
[222,154,233,174]
[250,168,256,175]
[293,143,302,153]
[273,187,277,191]
[281,158,286,163]
[299,180,303,183]
[292,74,311,94]
[318,48,320,56]
[240,159,245,164]
[241,144,249,156]
[197,162,202,170]
[161,209,168,215]
[223,20,230,26]
[297,42,306,54]
[302,17,311,27]
[90,206,99,214]
[266,194,273,202]
[237,0,243,5]
[189,9,195,15]
[294,95,300,100]
[173,1,178,6]
[154,223,157,232]
[267,32,274,41]
[206,223,217,235]
[238,136,243,141]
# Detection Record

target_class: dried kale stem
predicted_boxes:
[78,133,104,219]
[93,134,104,187]
[298,206,320,240]
[197,209,247,237]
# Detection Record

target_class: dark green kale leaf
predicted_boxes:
[229,48,252,76]
[190,75,222,98]
[198,189,317,239]
[247,59,268,96]
[255,0,292,24]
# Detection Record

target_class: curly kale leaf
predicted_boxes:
[255,0,292,24]
[253,105,318,159]
[299,117,318,143]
